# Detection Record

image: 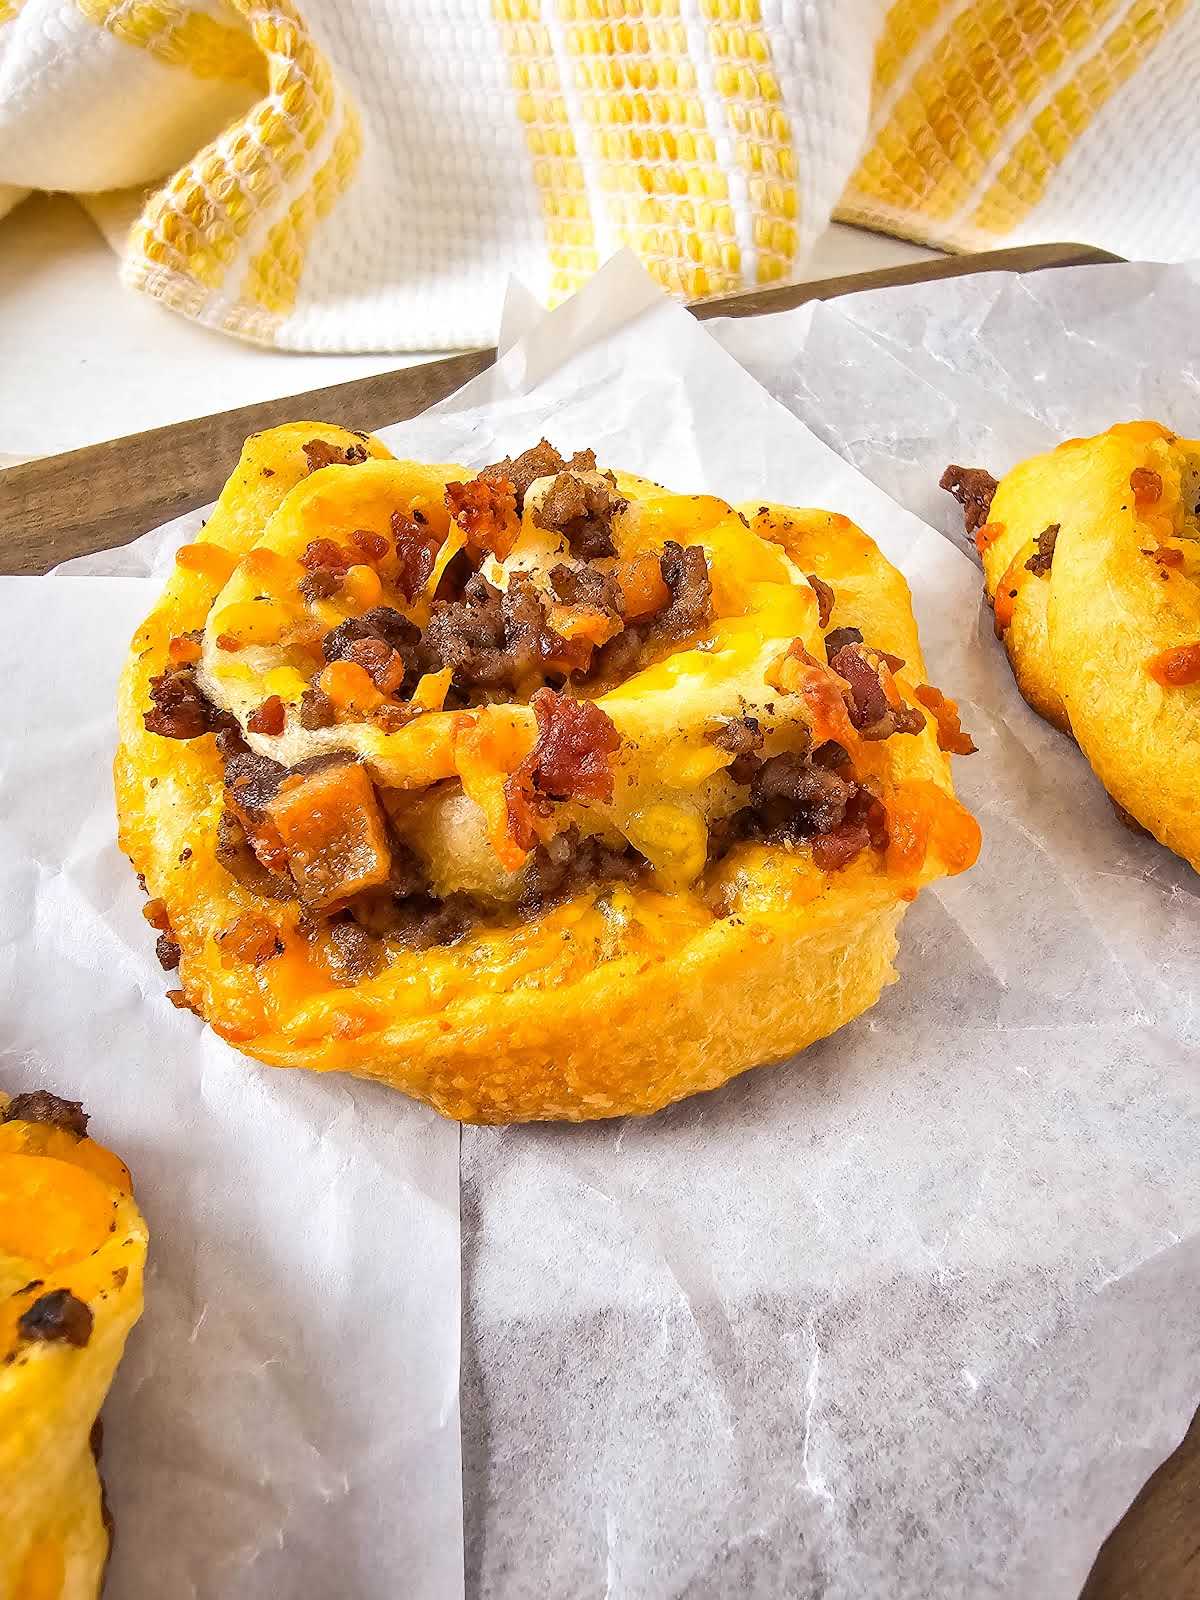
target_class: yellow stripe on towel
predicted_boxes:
[968,0,1189,237]
[75,0,266,88]
[494,0,598,301]
[701,0,799,285]
[562,0,740,300]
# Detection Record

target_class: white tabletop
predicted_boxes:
[0,193,937,467]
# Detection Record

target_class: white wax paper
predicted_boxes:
[50,253,1200,1597]
[0,580,464,1599]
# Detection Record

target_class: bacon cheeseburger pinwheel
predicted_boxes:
[944,422,1200,869]
[118,425,979,1122]
[0,1092,147,1598]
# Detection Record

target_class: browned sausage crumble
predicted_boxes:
[18,1288,94,1348]
[1,1091,88,1137]
[940,464,998,537]
[1024,523,1059,577]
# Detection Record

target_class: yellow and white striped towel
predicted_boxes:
[1,0,1197,350]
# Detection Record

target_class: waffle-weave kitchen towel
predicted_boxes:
[1,0,1197,351]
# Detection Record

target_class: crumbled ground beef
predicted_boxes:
[655,541,712,643]
[326,919,384,981]
[144,664,225,740]
[532,468,627,560]
[940,464,998,537]
[18,1288,94,1348]
[748,752,856,836]
[155,934,182,971]
[299,686,337,729]
[548,562,622,616]
[517,826,646,917]
[343,637,408,694]
[481,440,572,509]
[343,891,475,953]
[1,1091,88,1137]
[582,540,712,688]
[710,742,888,875]
[1025,523,1059,577]
[324,606,420,664]
[710,714,765,785]
[224,750,286,819]
[418,573,584,697]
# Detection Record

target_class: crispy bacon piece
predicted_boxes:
[527,688,621,803]
[828,645,925,740]
[806,573,835,628]
[1130,467,1163,508]
[809,819,871,872]
[299,537,356,602]
[301,538,355,574]
[391,510,442,599]
[303,438,369,473]
[1024,523,1059,577]
[504,689,621,848]
[445,477,519,562]
[940,464,998,537]
[1145,545,1184,569]
[915,684,977,755]
[247,696,286,735]
[351,528,390,563]
[1147,642,1200,686]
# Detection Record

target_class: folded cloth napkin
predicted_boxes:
[1,0,1197,351]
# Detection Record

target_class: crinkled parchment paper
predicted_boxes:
[50,253,1200,1597]
[0,581,463,1599]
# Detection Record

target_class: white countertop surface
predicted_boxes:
[0,193,938,466]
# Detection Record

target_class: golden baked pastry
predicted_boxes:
[0,1091,147,1598]
[942,422,1200,866]
[117,424,979,1122]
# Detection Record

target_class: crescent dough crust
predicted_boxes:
[0,1096,147,1599]
[974,421,1200,869]
[117,425,979,1122]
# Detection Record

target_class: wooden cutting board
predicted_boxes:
[1,240,1115,573]
[2,239,1195,1599]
